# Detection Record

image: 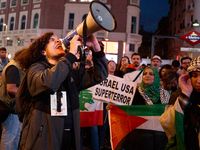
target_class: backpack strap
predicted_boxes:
[133,70,143,82]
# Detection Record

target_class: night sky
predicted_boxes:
[139,0,170,32]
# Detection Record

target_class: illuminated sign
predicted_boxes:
[181,47,200,52]
[102,41,126,54]
[181,30,200,45]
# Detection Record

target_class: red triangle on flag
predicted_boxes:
[110,105,148,150]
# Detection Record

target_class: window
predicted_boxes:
[174,27,176,35]
[131,16,136,33]
[182,19,185,28]
[18,40,24,46]
[22,0,28,5]
[0,18,4,31]
[21,15,26,30]
[33,13,39,28]
[7,40,13,46]
[1,2,6,8]
[130,0,138,5]
[10,17,14,30]
[68,13,74,30]
[11,0,17,7]
[0,40,2,46]
[30,39,35,42]
[80,0,93,2]
[191,15,193,22]
[170,2,173,10]
[129,44,135,52]
[82,14,87,21]
[100,0,107,2]
[33,0,41,2]
[170,30,172,36]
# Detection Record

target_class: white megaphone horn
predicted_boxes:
[62,1,116,48]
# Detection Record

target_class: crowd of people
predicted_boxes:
[0,31,200,150]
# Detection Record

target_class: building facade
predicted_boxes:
[167,0,200,59]
[0,0,142,61]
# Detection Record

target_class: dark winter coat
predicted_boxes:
[17,52,108,150]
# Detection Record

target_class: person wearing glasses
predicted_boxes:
[177,57,192,77]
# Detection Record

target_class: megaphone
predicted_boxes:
[62,1,116,49]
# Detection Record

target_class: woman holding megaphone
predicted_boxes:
[15,32,108,150]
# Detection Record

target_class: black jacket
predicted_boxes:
[17,51,108,150]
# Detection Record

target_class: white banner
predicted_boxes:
[92,75,137,105]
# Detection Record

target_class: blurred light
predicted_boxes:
[193,19,200,27]
[7,53,11,59]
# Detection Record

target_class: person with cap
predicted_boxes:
[159,55,200,149]
[171,60,180,72]
[151,55,162,72]
[177,56,192,77]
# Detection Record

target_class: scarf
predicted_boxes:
[138,86,170,105]
[139,67,161,103]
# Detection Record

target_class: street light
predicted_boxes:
[193,19,200,27]
[3,23,8,46]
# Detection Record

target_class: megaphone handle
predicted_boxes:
[77,46,82,62]
[63,29,78,48]
[83,19,87,47]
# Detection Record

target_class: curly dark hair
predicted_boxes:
[13,48,26,60]
[15,32,53,70]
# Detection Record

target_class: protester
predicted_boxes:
[140,63,147,70]
[123,53,143,83]
[161,69,179,95]
[121,66,169,149]
[171,60,180,72]
[177,56,191,76]
[125,53,142,72]
[98,60,115,150]
[160,55,200,149]
[151,55,162,72]
[132,66,170,105]
[0,47,8,75]
[114,56,130,78]
[0,49,25,150]
[81,53,100,150]
[108,60,116,75]
[159,64,172,81]
[15,32,108,150]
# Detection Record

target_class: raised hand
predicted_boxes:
[86,34,101,52]
[179,74,193,97]
[69,35,82,55]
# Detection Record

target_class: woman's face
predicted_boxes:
[161,68,167,77]
[108,61,116,72]
[45,35,65,59]
[143,68,155,85]
[121,57,128,66]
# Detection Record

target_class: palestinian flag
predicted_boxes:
[79,87,103,127]
[159,100,185,150]
[109,104,168,150]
